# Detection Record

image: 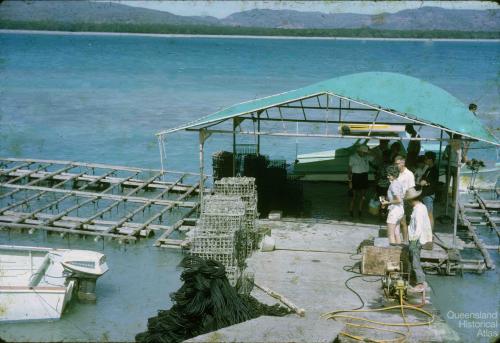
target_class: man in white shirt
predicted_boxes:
[395,155,415,243]
[405,187,432,293]
[348,145,373,217]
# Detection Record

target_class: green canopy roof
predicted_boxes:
[159,72,498,145]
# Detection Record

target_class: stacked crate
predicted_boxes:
[190,195,245,286]
[213,177,258,259]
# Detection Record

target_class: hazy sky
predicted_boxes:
[110,1,499,18]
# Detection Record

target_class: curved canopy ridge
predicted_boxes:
[159,72,498,146]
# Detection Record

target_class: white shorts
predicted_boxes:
[387,206,404,225]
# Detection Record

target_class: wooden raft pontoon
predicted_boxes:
[458,190,500,270]
[0,158,205,244]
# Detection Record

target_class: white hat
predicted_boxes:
[405,187,422,200]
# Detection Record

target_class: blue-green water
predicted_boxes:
[0,33,499,342]
[1,33,499,170]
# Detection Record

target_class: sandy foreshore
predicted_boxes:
[1,29,499,42]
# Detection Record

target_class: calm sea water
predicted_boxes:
[0,33,499,342]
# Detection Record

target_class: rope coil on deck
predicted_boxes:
[321,291,434,343]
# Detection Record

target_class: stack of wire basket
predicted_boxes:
[190,194,246,286]
[213,177,258,259]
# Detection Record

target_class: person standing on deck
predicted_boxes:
[389,141,404,162]
[405,124,421,171]
[413,155,427,184]
[394,155,415,243]
[348,145,373,217]
[405,187,433,293]
[371,139,389,168]
[419,151,439,231]
[381,165,404,244]
[443,138,461,206]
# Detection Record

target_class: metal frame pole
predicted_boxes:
[436,130,444,174]
[445,136,452,215]
[189,128,454,142]
[158,136,165,175]
[339,98,342,122]
[199,129,206,212]
[452,141,462,248]
[257,113,261,156]
[232,118,237,176]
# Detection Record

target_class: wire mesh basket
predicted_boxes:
[199,195,245,234]
[190,233,236,255]
[188,251,237,268]
[202,195,246,215]
[198,215,244,235]
[214,177,257,197]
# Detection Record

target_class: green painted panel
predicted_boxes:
[160,72,498,145]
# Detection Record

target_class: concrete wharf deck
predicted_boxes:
[188,218,459,343]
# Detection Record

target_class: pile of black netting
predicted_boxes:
[135,256,291,343]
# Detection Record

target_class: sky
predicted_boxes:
[109,1,500,18]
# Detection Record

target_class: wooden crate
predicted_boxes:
[361,246,405,276]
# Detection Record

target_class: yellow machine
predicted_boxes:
[381,261,409,300]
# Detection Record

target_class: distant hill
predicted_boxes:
[221,9,372,29]
[371,7,500,31]
[221,7,500,32]
[0,1,499,34]
[0,0,219,26]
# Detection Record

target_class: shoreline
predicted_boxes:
[1,29,499,42]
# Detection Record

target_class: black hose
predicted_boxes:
[343,263,383,311]
[345,275,366,310]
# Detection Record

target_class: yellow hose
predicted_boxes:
[340,323,407,343]
[321,289,434,342]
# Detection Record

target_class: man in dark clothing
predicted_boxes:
[419,151,439,229]
[405,124,421,171]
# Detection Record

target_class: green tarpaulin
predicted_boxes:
[159,72,498,146]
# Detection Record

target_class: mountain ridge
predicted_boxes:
[0,1,499,33]
[220,7,500,31]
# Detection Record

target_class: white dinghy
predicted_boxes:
[0,245,108,322]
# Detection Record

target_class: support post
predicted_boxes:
[436,130,443,176]
[232,118,237,176]
[158,135,165,179]
[199,129,208,212]
[452,139,462,248]
[339,98,342,122]
[444,136,452,215]
[257,113,261,156]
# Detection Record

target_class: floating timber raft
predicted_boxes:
[0,158,206,243]
[459,190,499,270]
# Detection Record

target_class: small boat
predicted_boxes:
[292,143,375,181]
[0,245,108,322]
[292,143,498,190]
[291,124,406,181]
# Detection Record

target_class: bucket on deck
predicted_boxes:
[260,235,275,252]
[368,198,380,216]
